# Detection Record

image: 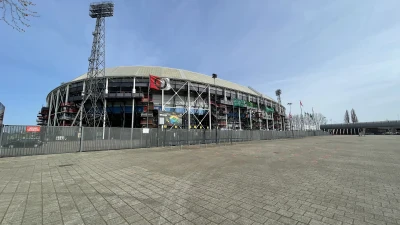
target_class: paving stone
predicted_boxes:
[292,213,312,224]
[183,212,200,221]
[235,216,254,225]
[191,216,210,225]
[278,216,299,225]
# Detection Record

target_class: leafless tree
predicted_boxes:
[290,113,327,130]
[351,108,358,123]
[314,113,327,129]
[1,0,38,32]
[344,110,350,124]
[290,114,301,130]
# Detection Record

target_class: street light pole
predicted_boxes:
[212,73,218,144]
[287,103,292,130]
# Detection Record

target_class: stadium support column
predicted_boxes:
[79,82,86,128]
[272,103,275,130]
[161,89,164,111]
[188,82,191,130]
[53,89,60,126]
[208,85,211,130]
[238,92,241,130]
[238,109,241,130]
[103,78,108,139]
[63,84,69,126]
[250,109,252,130]
[257,97,261,130]
[131,78,136,138]
[47,93,54,127]
[224,89,228,129]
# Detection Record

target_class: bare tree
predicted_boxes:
[291,114,301,130]
[351,108,358,123]
[344,110,350,124]
[290,113,327,130]
[1,0,38,32]
[314,113,327,129]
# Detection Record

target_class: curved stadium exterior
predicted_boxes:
[37,66,288,130]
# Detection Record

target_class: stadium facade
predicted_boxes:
[37,66,288,130]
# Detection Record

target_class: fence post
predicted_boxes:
[79,126,84,152]
[163,128,166,148]
[130,128,133,149]
[157,128,159,147]
[230,129,233,144]
[215,128,218,145]
[0,125,3,157]
[140,129,143,148]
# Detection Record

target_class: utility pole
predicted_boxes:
[287,102,292,130]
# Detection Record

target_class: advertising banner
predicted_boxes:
[26,126,41,132]
[0,102,5,126]
[158,111,183,127]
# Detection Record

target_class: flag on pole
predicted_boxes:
[300,101,303,107]
[149,75,171,90]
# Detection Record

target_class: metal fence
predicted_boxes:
[0,125,329,157]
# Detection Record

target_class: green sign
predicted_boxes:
[233,99,246,107]
[265,107,274,113]
[246,101,257,108]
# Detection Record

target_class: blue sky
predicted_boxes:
[1,0,400,125]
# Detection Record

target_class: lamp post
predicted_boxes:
[212,73,218,144]
[287,102,292,130]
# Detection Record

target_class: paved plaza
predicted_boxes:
[0,136,399,225]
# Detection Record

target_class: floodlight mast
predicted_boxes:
[73,2,114,137]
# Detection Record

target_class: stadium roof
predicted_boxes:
[72,66,274,101]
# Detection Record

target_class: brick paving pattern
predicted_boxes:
[0,135,399,225]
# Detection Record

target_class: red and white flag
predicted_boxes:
[300,101,303,107]
[149,75,171,90]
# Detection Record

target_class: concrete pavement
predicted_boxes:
[0,136,399,225]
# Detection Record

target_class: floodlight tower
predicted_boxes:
[76,2,114,132]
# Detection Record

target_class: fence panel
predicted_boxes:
[1,124,329,157]
[0,125,79,157]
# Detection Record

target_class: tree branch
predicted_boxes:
[0,0,38,32]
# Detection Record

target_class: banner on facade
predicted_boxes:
[158,111,183,127]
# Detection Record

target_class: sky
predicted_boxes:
[1,0,400,125]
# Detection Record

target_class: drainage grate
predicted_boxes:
[58,164,74,167]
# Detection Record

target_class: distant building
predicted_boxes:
[0,102,4,126]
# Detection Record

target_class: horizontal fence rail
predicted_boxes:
[0,125,329,157]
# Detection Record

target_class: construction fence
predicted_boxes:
[0,125,329,157]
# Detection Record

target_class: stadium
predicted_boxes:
[37,66,288,131]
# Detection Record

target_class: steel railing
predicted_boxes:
[0,125,329,157]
